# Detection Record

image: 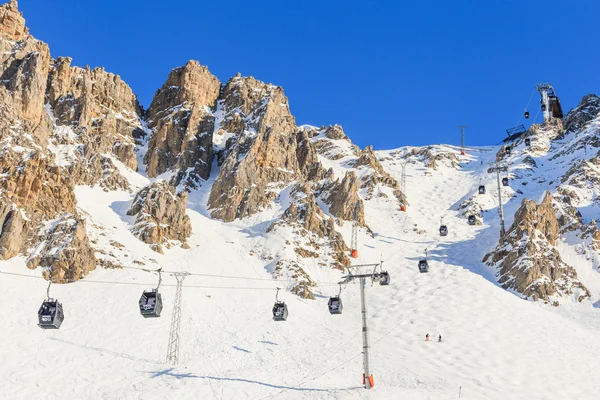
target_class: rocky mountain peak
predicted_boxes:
[144,61,221,186]
[483,192,590,303]
[0,0,28,41]
[563,94,600,135]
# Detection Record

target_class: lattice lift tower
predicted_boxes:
[351,201,360,258]
[166,272,190,365]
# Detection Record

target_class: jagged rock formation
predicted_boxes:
[145,61,220,188]
[208,76,313,221]
[0,0,146,281]
[563,94,600,136]
[127,181,192,253]
[483,192,590,303]
[46,56,145,173]
[267,183,350,298]
[27,215,96,283]
[325,171,365,225]
[306,124,360,160]
[353,145,407,205]
[0,1,27,41]
[402,146,460,170]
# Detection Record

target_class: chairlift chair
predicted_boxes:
[38,300,64,329]
[439,225,448,236]
[273,288,288,321]
[140,268,163,318]
[379,271,390,286]
[328,296,343,315]
[468,215,477,225]
[272,302,288,321]
[418,259,429,273]
[478,185,486,195]
[139,289,163,317]
[502,177,509,187]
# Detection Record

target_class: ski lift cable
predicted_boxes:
[264,232,470,399]
[515,89,537,127]
[118,265,340,285]
[0,270,339,290]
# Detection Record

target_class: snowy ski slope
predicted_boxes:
[1,140,600,400]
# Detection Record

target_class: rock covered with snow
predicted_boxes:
[563,94,600,136]
[353,145,407,205]
[483,192,590,303]
[325,171,365,225]
[27,215,97,283]
[127,181,191,252]
[145,60,221,188]
[208,76,307,221]
[46,56,145,172]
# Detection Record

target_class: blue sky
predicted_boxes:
[21,0,598,150]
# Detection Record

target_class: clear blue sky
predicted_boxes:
[21,0,599,149]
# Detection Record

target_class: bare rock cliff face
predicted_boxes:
[27,216,96,283]
[353,145,407,205]
[325,171,366,226]
[127,181,192,253]
[0,1,27,41]
[0,1,150,280]
[145,61,221,189]
[563,94,600,136]
[267,183,350,299]
[47,56,145,172]
[208,76,304,221]
[483,192,590,303]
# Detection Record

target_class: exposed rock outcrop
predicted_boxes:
[208,76,303,221]
[563,94,600,135]
[325,171,365,225]
[353,145,407,205]
[266,183,350,299]
[145,61,221,188]
[0,1,28,41]
[46,56,145,172]
[27,215,97,283]
[483,192,590,302]
[403,146,460,170]
[127,181,192,252]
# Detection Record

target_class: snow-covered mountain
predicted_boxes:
[0,1,599,399]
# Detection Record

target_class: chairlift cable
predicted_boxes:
[0,270,335,290]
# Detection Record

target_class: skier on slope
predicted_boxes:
[438,335,442,342]
[425,333,430,341]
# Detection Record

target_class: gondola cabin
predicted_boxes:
[468,215,477,225]
[439,225,448,236]
[524,111,530,119]
[328,296,343,314]
[478,185,486,195]
[139,289,163,317]
[502,177,509,187]
[505,146,512,155]
[38,300,64,329]
[379,271,390,286]
[418,259,429,273]
[272,301,288,321]
[525,138,531,147]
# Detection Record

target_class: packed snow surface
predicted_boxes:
[1,142,600,400]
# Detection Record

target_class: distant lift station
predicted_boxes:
[536,83,563,121]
